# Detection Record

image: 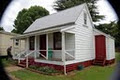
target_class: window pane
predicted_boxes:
[54,32,61,50]
[29,36,35,50]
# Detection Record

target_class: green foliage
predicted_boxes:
[95,21,120,47]
[1,59,17,67]
[29,65,58,74]
[115,52,120,62]
[29,65,38,70]
[53,0,104,22]
[0,27,4,31]
[12,6,49,34]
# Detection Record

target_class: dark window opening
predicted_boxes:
[15,39,19,46]
[84,12,87,25]
[53,32,62,50]
[29,36,35,50]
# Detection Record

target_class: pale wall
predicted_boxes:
[13,39,25,54]
[0,33,25,56]
[106,37,115,60]
[75,7,95,62]
[0,33,14,56]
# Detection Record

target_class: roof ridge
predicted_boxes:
[74,3,86,22]
[36,3,86,21]
[24,3,86,33]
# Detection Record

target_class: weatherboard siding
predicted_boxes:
[0,34,14,56]
[74,8,94,61]
[106,37,115,60]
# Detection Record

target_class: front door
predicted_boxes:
[40,34,46,57]
[95,35,106,60]
[29,36,35,50]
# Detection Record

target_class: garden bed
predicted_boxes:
[28,65,62,75]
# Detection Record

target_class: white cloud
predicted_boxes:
[0,0,118,32]
[0,0,56,32]
[96,0,118,24]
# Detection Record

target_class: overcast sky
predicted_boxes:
[0,0,118,32]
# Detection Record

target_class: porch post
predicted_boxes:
[26,37,29,53]
[25,37,29,50]
[26,37,29,68]
[46,34,48,60]
[19,39,21,52]
[13,39,15,54]
[62,32,67,75]
[34,35,37,58]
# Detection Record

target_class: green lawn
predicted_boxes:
[11,66,114,80]
[1,59,17,67]
[10,52,120,80]
[115,52,120,62]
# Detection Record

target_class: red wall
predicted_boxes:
[30,60,93,72]
[21,58,115,73]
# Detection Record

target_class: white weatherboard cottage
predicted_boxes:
[13,3,115,74]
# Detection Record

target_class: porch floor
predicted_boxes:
[35,57,75,65]
[36,57,74,61]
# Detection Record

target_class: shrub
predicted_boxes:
[29,65,39,70]
[29,65,59,74]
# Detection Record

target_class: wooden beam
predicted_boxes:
[46,34,48,60]
[62,32,65,61]
[13,39,15,54]
[62,32,67,75]
[34,36,37,58]
[25,37,29,59]
[19,39,21,52]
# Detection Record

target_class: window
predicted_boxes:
[84,12,87,25]
[53,32,61,50]
[15,39,19,46]
[29,36,35,50]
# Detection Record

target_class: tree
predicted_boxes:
[115,21,120,48]
[95,21,118,36]
[53,0,104,22]
[0,27,4,31]
[95,21,120,48]
[12,6,49,34]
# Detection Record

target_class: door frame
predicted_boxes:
[95,35,106,60]
[39,34,46,57]
[29,36,35,50]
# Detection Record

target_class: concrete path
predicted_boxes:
[5,66,23,72]
[5,66,24,80]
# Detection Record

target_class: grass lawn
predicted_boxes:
[115,52,120,62]
[10,52,120,80]
[11,65,114,80]
[1,59,17,67]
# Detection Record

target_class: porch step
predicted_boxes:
[93,59,106,66]
[17,58,35,68]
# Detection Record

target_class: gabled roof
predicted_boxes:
[24,3,86,33]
